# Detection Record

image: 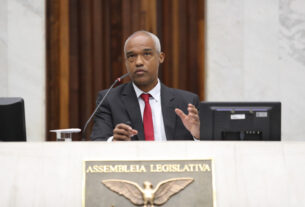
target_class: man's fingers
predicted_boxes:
[176,104,198,118]
[176,104,200,139]
[113,123,138,141]
[175,108,187,120]
[188,104,198,114]
[188,106,198,113]
[116,123,132,130]
[113,129,130,141]
[113,128,129,136]
[130,129,138,136]
[116,124,138,136]
[188,114,200,121]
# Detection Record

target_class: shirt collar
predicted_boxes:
[132,79,161,102]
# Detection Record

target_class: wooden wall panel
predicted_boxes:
[198,0,206,100]
[46,0,69,141]
[160,0,173,86]
[58,0,70,129]
[46,0,206,141]
[68,0,80,137]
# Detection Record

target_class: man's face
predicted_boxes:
[124,34,164,92]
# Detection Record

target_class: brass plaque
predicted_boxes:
[83,160,215,207]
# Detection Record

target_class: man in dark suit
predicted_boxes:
[91,31,200,141]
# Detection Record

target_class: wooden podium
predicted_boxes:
[0,141,304,206]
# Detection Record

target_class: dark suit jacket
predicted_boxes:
[90,82,199,141]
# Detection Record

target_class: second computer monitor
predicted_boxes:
[199,102,281,141]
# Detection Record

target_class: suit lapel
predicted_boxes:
[161,84,177,140]
[121,83,145,140]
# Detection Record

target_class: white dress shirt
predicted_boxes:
[132,80,167,141]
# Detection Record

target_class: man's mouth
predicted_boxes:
[135,69,146,75]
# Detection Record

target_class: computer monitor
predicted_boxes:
[199,102,281,141]
[0,97,26,141]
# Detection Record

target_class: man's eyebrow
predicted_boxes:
[126,51,134,56]
[143,48,153,52]
[126,48,153,56]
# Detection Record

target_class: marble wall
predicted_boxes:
[206,0,305,140]
[0,0,8,95]
[0,0,45,141]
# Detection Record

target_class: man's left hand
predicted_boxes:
[175,104,200,139]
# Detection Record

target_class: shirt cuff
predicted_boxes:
[107,136,114,142]
[193,136,200,141]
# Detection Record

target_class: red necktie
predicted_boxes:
[140,93,154,141]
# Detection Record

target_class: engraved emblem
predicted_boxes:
[102,177,194,207]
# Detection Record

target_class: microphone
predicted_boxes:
[82,73,130,140]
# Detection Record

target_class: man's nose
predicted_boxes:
[135,55,144,66]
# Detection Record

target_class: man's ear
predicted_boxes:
[159,52,165,63]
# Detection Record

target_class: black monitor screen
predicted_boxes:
[199,102,281,141]
[0,97,26,141]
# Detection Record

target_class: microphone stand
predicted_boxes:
[81,73,129,141]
